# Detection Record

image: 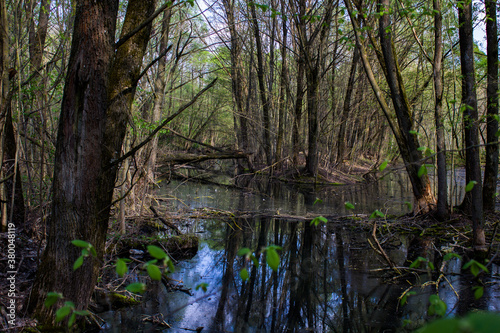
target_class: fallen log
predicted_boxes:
[150,206,182,235]
[162,151,249,164]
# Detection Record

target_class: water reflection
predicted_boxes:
[100,175,498,332]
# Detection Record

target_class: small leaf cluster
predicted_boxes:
[237,245,282,282]
[44,292,89,327]
[71,240,97,271]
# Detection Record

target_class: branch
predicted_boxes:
[108,78,218,168]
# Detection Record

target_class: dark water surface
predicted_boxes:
[101,174,500,332]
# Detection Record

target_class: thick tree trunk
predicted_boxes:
[458,1,486,252]
[433,0,448,220]
[28,0,119,322]
[483,0,499,212]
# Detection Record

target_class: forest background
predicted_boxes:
[1,0,499,327]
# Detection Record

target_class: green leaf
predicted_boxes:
[379,160,389,171]
[409,130,418,135]
[428,294,447,317]
[250,254,259,268]
[344,201,355,210]
[71,240,91,249]
[418,164,428,178]
[166,257,175,273]
[55,305,72,323]
[313,198,323,205]
[443,253,462,261]
[369,210,385,219]
[147,264,162,281]
[125,282,147,294]
[266,248,280,271]
[240,268,249,281]
[404,201,412,211]
[88,245,97,257]
[147,245,167,260]
[68,312,76,327]
[73,255,84,271]
[116,258,128,277]
[45,292,63,308]
[195,282,208,292]
[473,286,484,299]
[237,248,252,256]
[465,180,477,192]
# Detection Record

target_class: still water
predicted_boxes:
[101,173,500,332]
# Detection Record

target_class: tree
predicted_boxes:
[457,0,486,252]
[433,0,448,220]
[482,0,498,212]
[28,0,120,321]
[345,0,436,214]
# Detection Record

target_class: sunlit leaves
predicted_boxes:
[147,245,167,260]
[266,246,280,271]
[55,302,74,323]
[147,264,162,281]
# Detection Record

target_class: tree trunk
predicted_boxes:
[337,45,360,165]
[433,0,448,220]
[346,0,436,214]
[483,0,498,212]
[147,6,172,182]
[249,2,272,166]
[458,1,486,252]
[28,0,119,322]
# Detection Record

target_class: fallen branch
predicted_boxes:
[150,206,182,235]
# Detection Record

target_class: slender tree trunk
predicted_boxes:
[222,0,252,173]
[346,0,436,213]
[458,0,486,252]
[249,2,272,166]
[292,52,305,168]
[433,0,448,220]
[483,0,498,212]
[147,6,172,182]
[337,45,360,165]
[275,0,288,166]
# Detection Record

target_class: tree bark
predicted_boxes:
[433,0,448,220]
[28,0,119,322]
[483,0,498,212]
[458,0,486,252]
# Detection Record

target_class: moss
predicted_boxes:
[108,292,141,308]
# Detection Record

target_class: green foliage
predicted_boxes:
[311,216,328,226]
[462,259,489,277]
[125,282,147,294]
[369,210,385,219]
[71,240,97,271]
[418,312,500,333]
[428,294,447,317]
[400,291,416,305]
[116,258,130,277]
[409,256,435,270]
[238,245,282,281]
[344,201,355,210]
[195,283,209,292]
[465,181,477,192]
[45,295,89,327]
[379,160,389,171]
[44,292,63,308]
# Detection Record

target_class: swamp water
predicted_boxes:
[101,173,500,332]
